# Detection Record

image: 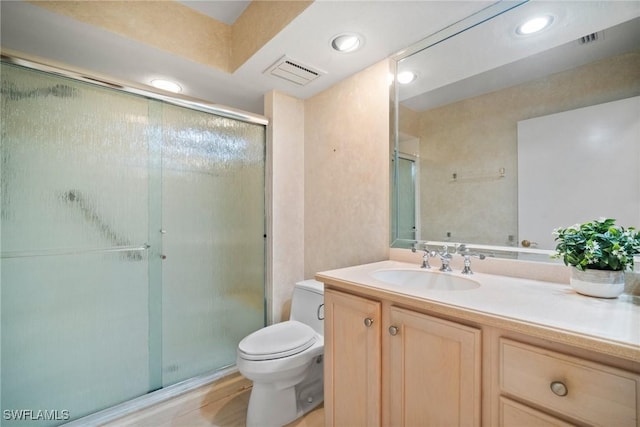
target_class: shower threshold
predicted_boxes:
[62,365,239,426]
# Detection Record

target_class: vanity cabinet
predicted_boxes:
[323,284,640,427]
[319,261,640,427]
[498,338,640,427]
[324,288,481,426]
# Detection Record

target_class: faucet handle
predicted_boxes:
[460,253,486,275]
[438,244,450,256]
[421,247,436,269]
[438,246,453,272]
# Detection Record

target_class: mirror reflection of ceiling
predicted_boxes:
[398,2,640,112]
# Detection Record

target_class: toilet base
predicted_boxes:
[246,382,296,427]
[245,355,324,427]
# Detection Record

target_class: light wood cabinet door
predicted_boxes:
[324,289,381,427]
[388,306,481,427]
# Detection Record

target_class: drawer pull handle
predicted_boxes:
[550,381,568,397]
[364,318,374,327]
[388,326,399,336]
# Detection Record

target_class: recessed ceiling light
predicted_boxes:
[150,79,182,93]
[331,33,363,53]
[397,71,417,84]
[516,15,554,35]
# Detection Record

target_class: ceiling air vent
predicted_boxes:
[264,56,325,86]
[578,31,602,45]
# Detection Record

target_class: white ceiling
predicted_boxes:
[2,1,638,116]
[0,0,491,115]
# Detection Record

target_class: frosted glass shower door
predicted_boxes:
[160,105,265,385]
[1,64,151,425]
[1,60,266,425]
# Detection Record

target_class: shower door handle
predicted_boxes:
[160,229,167,259]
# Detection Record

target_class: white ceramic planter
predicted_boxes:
[570,268,625,298]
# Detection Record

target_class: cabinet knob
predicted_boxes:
[388,326,399,336]
[364,317,374,327]
[550,381,568,397]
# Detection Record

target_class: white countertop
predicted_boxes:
[316,260,640,362]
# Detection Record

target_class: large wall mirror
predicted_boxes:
[391,1,640,260]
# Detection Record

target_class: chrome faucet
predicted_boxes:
[412,242,436,269]
[457,244,486,274]
[438,245,453,272]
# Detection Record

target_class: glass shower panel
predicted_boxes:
[160,104,265,386]
[1,252,148,426]
[1,63,151,425]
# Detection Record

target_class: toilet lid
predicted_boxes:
[238,320,317,361]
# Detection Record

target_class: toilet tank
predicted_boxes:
[290,279,324,335]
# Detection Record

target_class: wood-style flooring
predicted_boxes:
[101,373,324,427]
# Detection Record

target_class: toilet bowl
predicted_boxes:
[236,279,324,427]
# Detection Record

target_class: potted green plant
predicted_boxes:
[552,218,640,298]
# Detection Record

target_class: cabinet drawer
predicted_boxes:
[500,397,575,427]
[499,338,639,427]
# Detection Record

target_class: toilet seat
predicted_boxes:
[238,320,317,361]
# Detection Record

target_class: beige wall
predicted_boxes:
[264,91,305,323]
[304,60,390,278]
[408,51,640,246]
[266,60,391,321]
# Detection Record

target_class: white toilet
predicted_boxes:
[237,279,324,427]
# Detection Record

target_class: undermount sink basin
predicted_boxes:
[371,268,480,291]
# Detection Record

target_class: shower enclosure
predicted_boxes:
[0,60,266,426]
